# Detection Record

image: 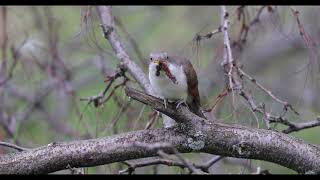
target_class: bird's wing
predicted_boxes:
[170,55,205,118]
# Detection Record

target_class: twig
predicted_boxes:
[133,142,204,174]
[100,77,129,105]
[0,7,8,75]
[119,158,186,174]
[145,111,159,129]
[270,116,320,134]
[233,6,268,49]
[239,87,320,133]
[106,97,131,131]
[66,164,84,174]
[0,141,30,152]
[119,155,224,174]
[220,6,236,106]
[261,103,270,129]
[114,17,146,69]
[0,43,24,86]
[196,156,224,173]
[203,87,228,112]
[194,26,222,42]
[237,67,299,115]
[96,6,154,95]
[80,65,125,107]
[290,7,318,72]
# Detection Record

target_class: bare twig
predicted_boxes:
[194,26,222,42]
[196,156,224,173]
[119,158,187,174]
[290,7,318,72]
[66,164,84,174]
[114,17,146,69]
[100,77,129,105]
[0,141,30,152]
[237,67,299,115]
[119,155,223,174]
[0,44,23,86]
[203,87,228,112]
[270,116,320,134]
[220,6,236,106]
[239,87,320,133]
[237,6,267,44]
[0,6,8,74]
[96,6,154,95]
[133,142,204,174]
[144,111,159,129]
[80,65,126,107]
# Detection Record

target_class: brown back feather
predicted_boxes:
[168,55,206,119]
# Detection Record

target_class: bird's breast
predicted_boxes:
[149,63,188,101]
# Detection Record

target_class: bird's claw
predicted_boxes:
[164,99,168,109]
[175,99,187,109]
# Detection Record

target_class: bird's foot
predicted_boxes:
[175,99,187,109]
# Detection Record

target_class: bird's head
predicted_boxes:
[149,51,169,66]
[149,51,177,83]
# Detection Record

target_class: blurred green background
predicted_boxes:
[0,6,319,174]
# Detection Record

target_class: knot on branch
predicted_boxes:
[232,141,251,156]
[100,24,114,38]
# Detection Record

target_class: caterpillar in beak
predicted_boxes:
[156,61,178,84]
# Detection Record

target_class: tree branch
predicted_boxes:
[1,87,319,174]
[0,141,30,152]
[96,6,154,95]
[270,117,320,134]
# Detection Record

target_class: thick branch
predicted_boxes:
[0,129,188,174]
[125,87,320,174]
[1,89,320,174]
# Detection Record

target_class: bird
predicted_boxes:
[148,51,206,119]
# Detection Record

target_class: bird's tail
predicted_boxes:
[188,100,206,119]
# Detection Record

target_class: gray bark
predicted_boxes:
[0,87,319,174]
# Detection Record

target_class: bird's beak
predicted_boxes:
[153,60,160,65]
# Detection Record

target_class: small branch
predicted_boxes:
[237,67,299,115]
[134,142,204,174]
[194,26,222,41]
[249,6,267,26]
[119,158,187,174]
[144,111,159,129]
[0,44,22,86]
[203,87,228,112]
[270,117,320,134]
[120,155,223,174]
[124,86,200,125]
[66,164,84,174]
[114,17,146,69]
[220,6,236,105]
[96,6,154,95]
[233,6,269,49]
[290,7,318,72]
[196,156,224,173]
[239,87,320,133]
[80,65,125,107]
[0,141,30,152]
[0,6,8,74]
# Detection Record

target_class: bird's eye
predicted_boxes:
[150,57,153,61]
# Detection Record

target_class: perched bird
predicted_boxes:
[148,51,205,119]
